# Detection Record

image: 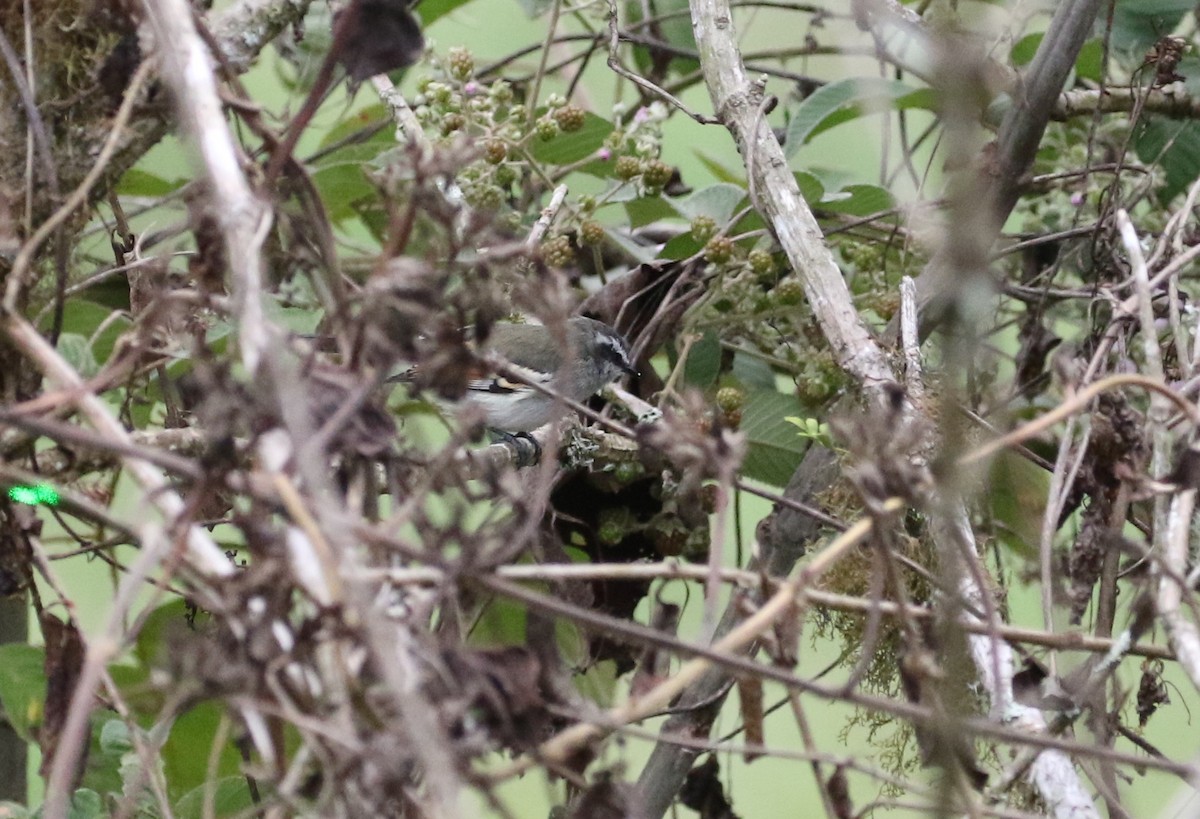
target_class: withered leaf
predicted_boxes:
[735,676,764,762]
[680,756,739,819]
[38,612,85,785]
[827,765,852,819]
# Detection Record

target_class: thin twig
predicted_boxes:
[2,61,153,314]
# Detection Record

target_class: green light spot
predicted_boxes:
[7,484,60,507]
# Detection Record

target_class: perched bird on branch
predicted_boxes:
[393,316,638,433]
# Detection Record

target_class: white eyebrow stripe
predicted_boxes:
[597,333,631,363]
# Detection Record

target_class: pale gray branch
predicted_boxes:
[687,0,893,391]
[140,0,272,373]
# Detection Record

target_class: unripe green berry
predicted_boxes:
[541,236,574,267]
[447,47,474,81]
[614,155,642,180]
[690,216,717,242]
[578,220,605,246]
[493,164,517,187]
[597,507,634,545]
[704,236,735,265]
[715,386,745,414]
[554,105,586,133]
[613,460,643,484]
[464,184,504,210]
[773,278,805,306]
[535,118,559,141]
[598,519,625,546]
[483,140,507,164]
[748,249,775,277]
[641,159,673,188]
[441,113,466,135]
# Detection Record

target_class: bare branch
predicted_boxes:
[139,0,272,373]
[688,0,894,390]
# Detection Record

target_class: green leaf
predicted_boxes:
[529,113,614,165]
[317,104,393,150]
[0,644,45,742]
[468,597,526,645]
[626,0,699,78]
[683,330,721,388]
[1012,33,1100,91]
[574,660,618,708]
[312,161,375,223]
[803,166,852,193]
[115,168,183,198]
[68,790,103,819]
[1010,33,1042,67]
[732,351,776,391]
[1075,39,1104,83]
[739,389,808,486]
[730,208,766,236]
[38,789,104,819]
[162,702,242,800]
[57,334,98,379]
[793,171,826,205]
[784,415,832,447]
[265,300,323,335]
[45,301,130,365]
[107,665,158,722]
[625,195,680,229]
[83,718,131,799]
[659,231,702,260]
[1014,34,1104,82]
[674,184,747,223]
[174,776,257,819]
[1112,0,1194,54]
[311,113,397,222]
[785,78,935,159]
[1134,119,1200,203]
[134,600,193,669]
[817,183,895,217]
[99,718,133,756]
[417,0,481,25]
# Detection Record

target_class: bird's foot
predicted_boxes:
[490,429,541,467]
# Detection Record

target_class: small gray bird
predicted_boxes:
[397,317,637,432]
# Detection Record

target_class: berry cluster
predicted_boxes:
[409,49,602,219]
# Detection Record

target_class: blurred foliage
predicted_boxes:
[4,0,1200,815]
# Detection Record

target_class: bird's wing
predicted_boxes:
[487,323,567,372]
[463,361,552,395]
